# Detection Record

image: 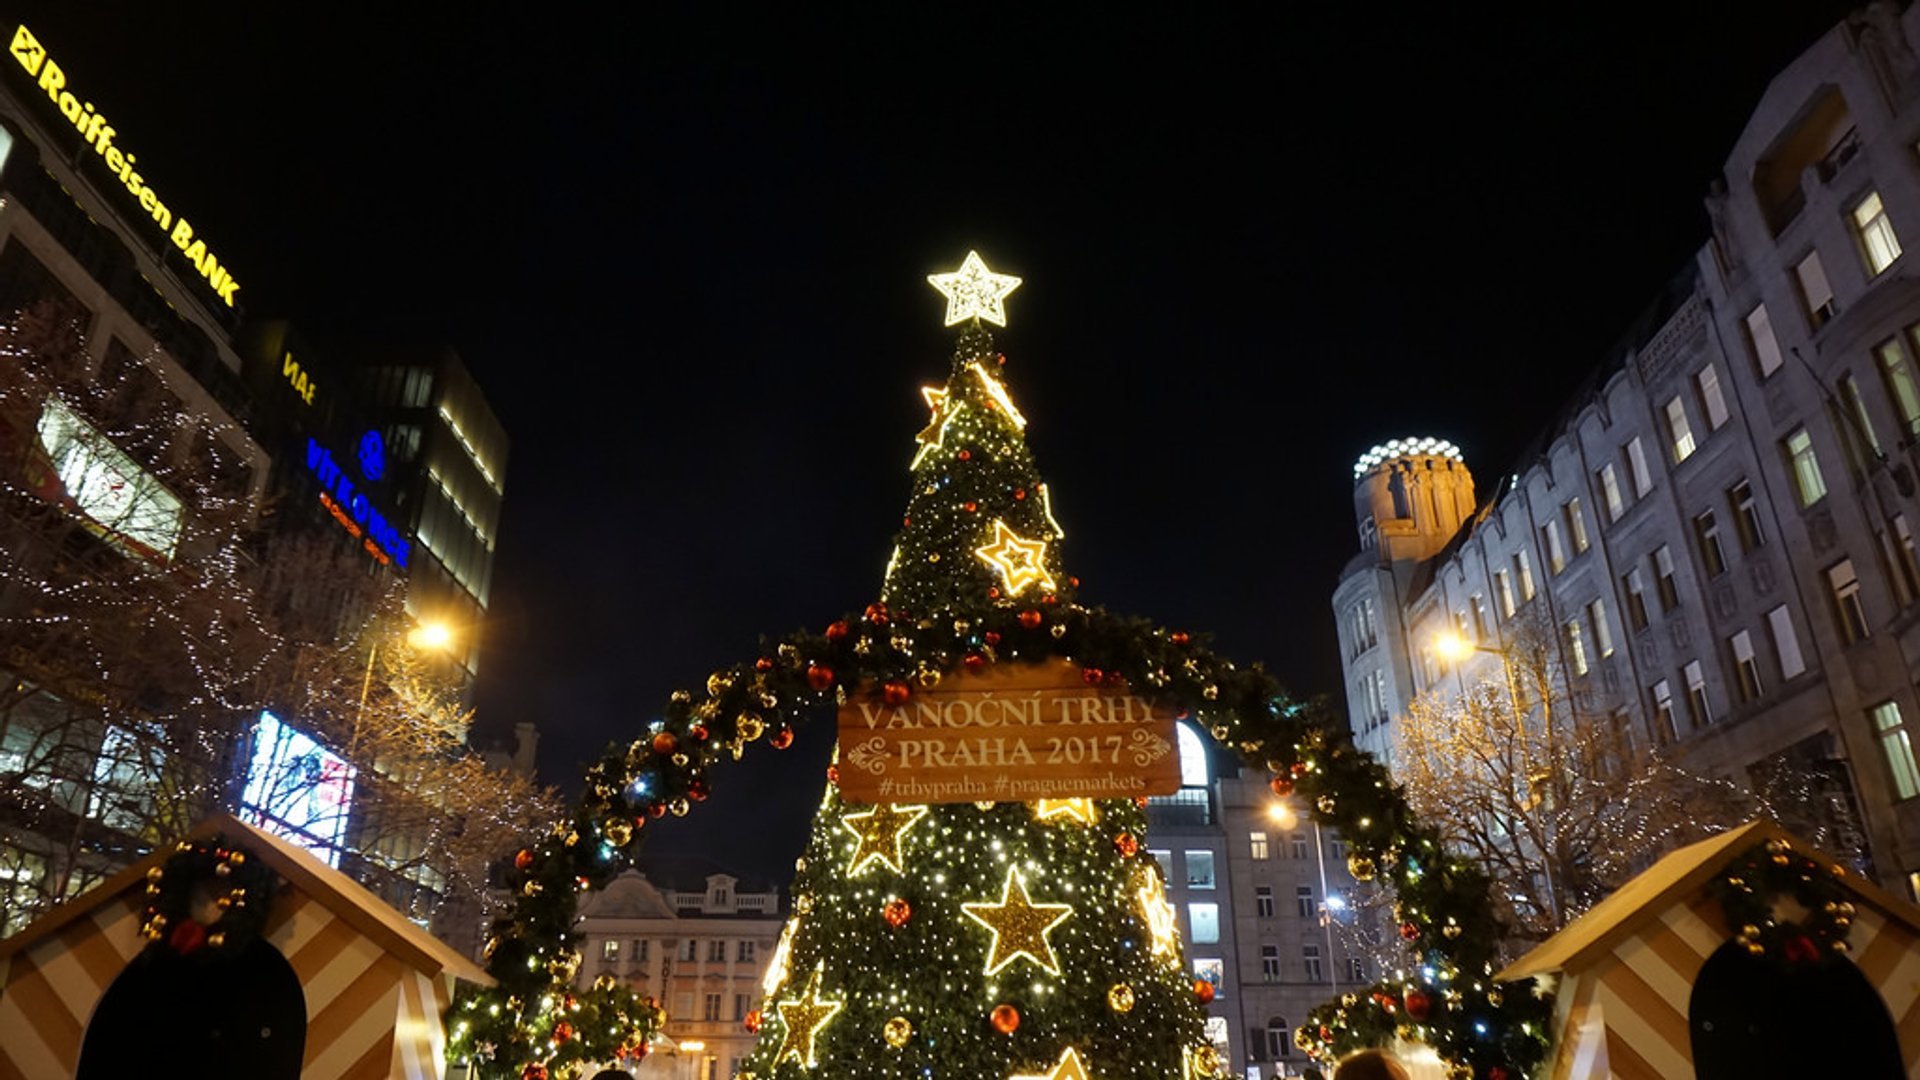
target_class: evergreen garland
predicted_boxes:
[139,835,278,958]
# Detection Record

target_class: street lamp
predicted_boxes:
[353,617,457,754]
[1267,800,1338,998]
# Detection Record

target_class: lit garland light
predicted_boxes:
[927,250,1023,326]
[975,519,1057,597]
[962,866,1075,976]
[841,802,929,875]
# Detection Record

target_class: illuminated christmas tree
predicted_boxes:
[736,252,1218,1079]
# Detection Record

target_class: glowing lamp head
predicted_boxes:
[1432,630,1473,664]
[1267,802,1297,828]
[409,620,455,651]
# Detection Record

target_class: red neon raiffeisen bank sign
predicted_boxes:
[7,24,241,307]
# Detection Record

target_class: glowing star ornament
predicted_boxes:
[762,919,798,996]
[928,250,1022,327]
[911,385,958,468]
[1032,799,1098,825]
[1011,1046,1094,1080]
[975,520,1057,597]
[841,802,930,875]
[1136,873,1181,962]
[962,866,1073,976]
[773,966,844,1069]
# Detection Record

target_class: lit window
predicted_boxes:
[36,398,183,564]
[1853,190,1902,275]
[1589,599,1613,657]
[603,940,621,961]
[1694,511,1727,578]
[1565,499,1590,554]
[1696,363,1730,430]
[1892,514,1920,601]
[1597,463,1625,521]
[1666,397,1696,462]
[1872,702,1920,800]
[1841,374,1883,462]
[1185,850,1216,889]
[1729,480,1764,551]
[1566,618,1589,676]
[1249,832,1269,861]
[1784,427,1827,507]
[1470,594,1489,638]
[680,939,698,962]
[1515,549,1537,602]
[1653,546,1680,611]
[1882,334,1920,436]
[1747,304,1784,377]
[1829,559,1869,644]
[1188,902,1220,944]
[1651,680,1677,744]
[1684,660,1713,729]
[1796,250,1835,327]
[1149,850,1173,881]
[1767,605,1807,679]
[1731,631,1762,702]
[1542,520,1567,574]
[1626,437,1653,497]
[1623,568,1650,631]
[1494,569,1516,618]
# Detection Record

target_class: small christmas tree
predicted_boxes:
[737,252,1217,1079]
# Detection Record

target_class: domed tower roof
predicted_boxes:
[1351,436,1476,568]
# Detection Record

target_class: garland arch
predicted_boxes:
[448,600,1552,1080]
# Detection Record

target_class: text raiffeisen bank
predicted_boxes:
[7,24,241,307]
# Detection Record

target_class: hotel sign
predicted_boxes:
[835,658,1181,805]
[7,24,241,307]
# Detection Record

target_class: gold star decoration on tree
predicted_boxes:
[962,866,1074,976]
[841,802,929,875]
[912,385,956,468]
[1032,799,1098,825]
[928,250,1023,326]
[1012,1046,1095,1080]
[1136,871,1181,962]
[975,520,1057,597]
[774,966,844,1068]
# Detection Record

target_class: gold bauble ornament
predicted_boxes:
[707,671,734,697]
[1347,854,1377,882]
[1195,1046,1222,1073]
[916,667,942,689]
[670,798,691,817]
[795,894,814,914]
[883,1016,913,1048]
[605,820,633,847]
[738,715,766,741]
[1107,983,1135,1012]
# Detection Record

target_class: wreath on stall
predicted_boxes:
[448,601,1554,1080]
[139,835,278,959]
[1713,836,1857,966]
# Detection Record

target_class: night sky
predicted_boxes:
[19,3,1864,878]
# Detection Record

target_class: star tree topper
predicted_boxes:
[1012,1046,1094,1080]
[841,802,929,875]
[774,966,844,1068]
[929,250,1022,326]
[962,866,1074,975]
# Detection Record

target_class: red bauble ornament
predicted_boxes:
[688,777,711,801]
[987,587,1001,599]
[1399,921,1421,942]
[984,631,1001,646]
[1018,609,1042,629]
[651,732,677,755]
[1043,593,1058,605]
[1404,989,1433,1021]
[1081,667,1103,686]
[963,500,978,513]
[1488,1068,1510,1080]
[825,619,850,642]
[883,680,912,706]
[770,726,795,750]
[1783,932,1820,964]
[1114,832,1139,858]
[647,802,667,819]
[1290,762,1308,777]
[807,664,835,691]
[515,849,534,870]
[1193,978,1216,1004]
[964,653,987,672]
[883,898,912,928]
[1014,488,1027,501]
[996,352,1007,366]
[690,723,711,742]
[553,1021,574,1042]
[169,919,207,955]
[756,656,775,672]
[1171,631,1191,646]
[522,1064,549,1080]
[827,765,840,786]
[744,1010,763,1033]
[864,602,890,625]
[958,450,972,461]
[1269,776,1295,797]
[990,1004,1020,1034]
[1104,670,1125,687]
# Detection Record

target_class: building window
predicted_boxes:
[1589,598,1614,657]
[1784,427,1827,507]
[1729,480,1764,551]
[1346,956,1367,983]
[1842,374,1884,463]
[1188,902,1220,944]
[1598,463,1625,521]
[1265,1015,1291,1057]
[703,993,722,1022]
[1261,945,1282,981]
[1623,567,1650,631]
[1471,594,1489,638]
[1291,833,1309,860]
[1185,850,1216,889]
[1303,944,1324,982]
[680,939,698,962]
[1829,559,1869,643]
[1515,549,1537,603]
[1747,303,1785,377]
[1694,511,1727,578]
[1565,499,1590,555]
[1542,520,1568,575]
[1249,831,1269,861]
[1566,618,1589,677]
[1696,363,1731,430]
[1731,630,1762,702]
[1494,569,1516,618]
[1892,514,1920,601]
[1296,886,1315,918]
[738,940,755,963]
[1626,437,1654,498]
[1878,334,1920,436]
[734,994,750,1021]
[1651,680,1677,745]
[1149,850,1173,881]
[1684,660,1713,729]
[1666,397,1696,463]
[1796,250,1835,327]
[602,939,621,961]
[1767,605,1807,679]
[1872,702,1920,800]
[707,939,727,963]
[1853,190,1903,275]
[634,939,649,962]
[1653,546,1680,611]
[1256,886,1275,918]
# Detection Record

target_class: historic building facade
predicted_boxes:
[1334,2,1920,897]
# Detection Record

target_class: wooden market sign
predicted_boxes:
[835,658,1181,805]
